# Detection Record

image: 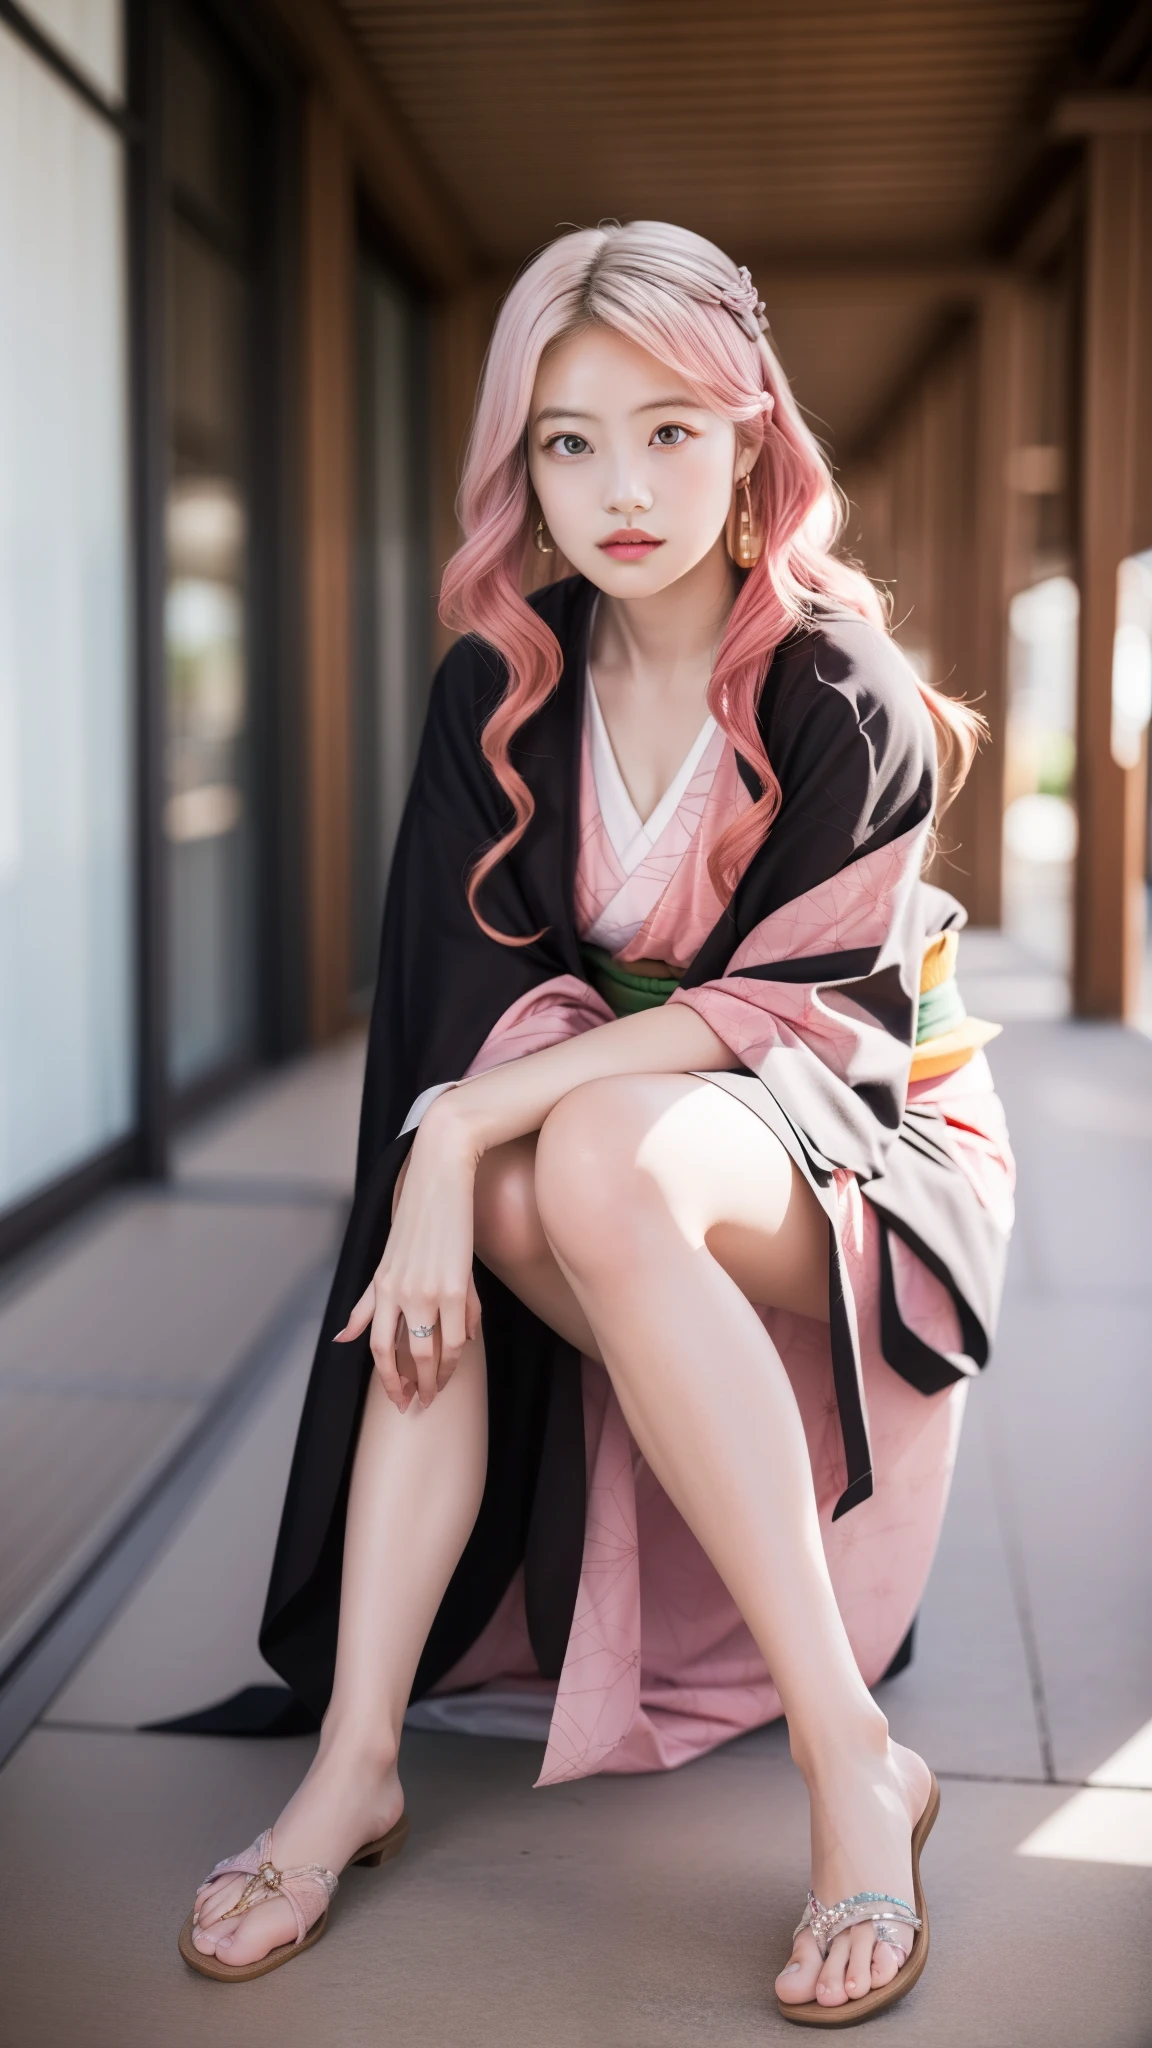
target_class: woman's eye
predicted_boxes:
[549,433,589,457]
[652,424,689,447]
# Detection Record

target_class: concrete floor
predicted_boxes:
[0,944,1150,2047]
[0,1033,365,1679]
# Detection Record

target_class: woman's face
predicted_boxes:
[527,324,743,598]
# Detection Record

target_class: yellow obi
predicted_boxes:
[910,930,1001,1082]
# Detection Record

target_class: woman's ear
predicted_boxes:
[733,424,765,485]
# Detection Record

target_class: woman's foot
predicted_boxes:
[190,1738,405,1969]
[775,1737,932,2011]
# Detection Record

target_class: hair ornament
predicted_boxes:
[720,266,769,342]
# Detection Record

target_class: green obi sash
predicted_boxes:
[583,938,969,1044]
[914,975,968,1044]
[580,943,683,1017]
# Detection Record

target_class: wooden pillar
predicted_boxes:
[1072,117,1152,1018]
[946,282,1030,929]
[924,333,980,899]
[429,275,507,660]
[302,88,353,1042]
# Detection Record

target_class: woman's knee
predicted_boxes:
[473,1137,549,1273]
[534,1078,659,1269]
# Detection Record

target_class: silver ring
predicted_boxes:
[407,1322,435,1340]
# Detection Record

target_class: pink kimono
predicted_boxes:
[412,674,1015,1783]
[261,580,1014,1769]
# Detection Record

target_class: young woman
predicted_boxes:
[181,222,1013,2025]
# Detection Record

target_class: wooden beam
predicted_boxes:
[1051,94,1152,138]
[262,0,474,288]
[1074,131,1152,1019]
[841,283,1038,928]
[303,88,353,1042]
[753,263,1003,306]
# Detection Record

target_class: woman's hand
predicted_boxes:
[334,1105,483,1411]
[331,1007,733,1409]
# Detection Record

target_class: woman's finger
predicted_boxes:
[435,1292,468,1391]
[439,1278,483,1388]
[334,1281,376,1344]
[434,1294,467,1376]
[394,1327,419,1404]
[405,1309,441,1408]
[370,1299,409,1409]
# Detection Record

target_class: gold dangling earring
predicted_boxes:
[727,475,764,570]
[739,478,764,568]
[533,514,556,555]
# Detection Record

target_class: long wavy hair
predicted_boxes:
[440,221,983,943]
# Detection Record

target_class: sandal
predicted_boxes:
[777,1771,940,2028]
[177,1814,409,1981]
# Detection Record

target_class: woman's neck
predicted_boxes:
[590,539,739,700]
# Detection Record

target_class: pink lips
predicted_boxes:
[597,528,664,561]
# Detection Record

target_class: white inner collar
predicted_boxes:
[586,665,717,878]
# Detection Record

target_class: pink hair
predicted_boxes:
[439,222,983,943]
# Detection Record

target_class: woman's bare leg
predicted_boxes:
[192,1332,488,1964]
[532,1074,932,2012]
[472,1134,602,1356]
[191,1126,610,1967]
[193,1093,928,2002]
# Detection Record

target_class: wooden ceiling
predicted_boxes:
[333,0,1098,452]
[336,0,1090,266]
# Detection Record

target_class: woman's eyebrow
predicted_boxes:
[532,405,597,424]
[632,394,703,412]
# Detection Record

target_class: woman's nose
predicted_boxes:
[604,462,653,519]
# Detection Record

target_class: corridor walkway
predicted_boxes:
[0,937,1149,2047]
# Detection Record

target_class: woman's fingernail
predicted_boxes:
[781,1963,800,1975]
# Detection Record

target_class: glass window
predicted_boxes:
[0,22,133,1212]
[351,249,428,1004]
[164,14,258,1090]
[16,0,123,103]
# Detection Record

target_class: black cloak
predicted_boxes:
[259,575,1008,1720]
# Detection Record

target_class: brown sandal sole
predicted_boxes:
[777,1772,940,2029]
[178,1813,410,1982]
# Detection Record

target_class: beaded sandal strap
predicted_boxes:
[794,1889,921,1961]
[195,1828,338,1948]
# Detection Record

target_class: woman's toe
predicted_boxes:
[192,1918,224,1954]
[816,1933,850,2005]
[775,1932,822,2004]
[870,1935,905,1988]
[193,1875,242,1932]
[211,1897,297,1967]
[844,1926,876,1999]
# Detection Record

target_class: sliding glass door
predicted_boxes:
[0,0,304,1256]
[350,230,429,1007]
[0,7,133,1214]
[163,8,259,1091]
